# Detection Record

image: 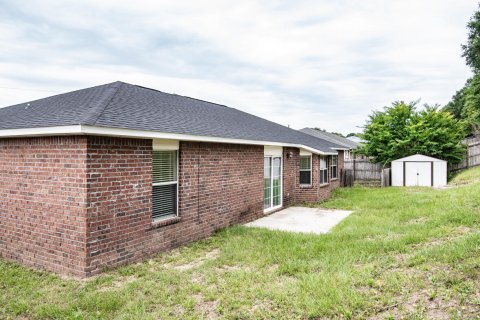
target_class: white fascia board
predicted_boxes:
[0,124,337,155]
[299,145,337,155]
[80,126,338,155]
[0,125,83,137]
[330,147,350,151]
[80,125,295,147]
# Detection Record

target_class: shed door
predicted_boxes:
[405,162,432,186]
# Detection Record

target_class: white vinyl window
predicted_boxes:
[299,155,312,185]
[320,156,328,184]
[330,155,338,179]
[152,150,178,220]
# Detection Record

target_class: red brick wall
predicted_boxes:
[0,136,343,277]
[316,150,344,200]
[283,148,344,205]
[143,142,264,258]
[0,136,88,275]
[294,154,321,203]
[83,140,264,276]
[282,147,297,207]
[84,137,152,275]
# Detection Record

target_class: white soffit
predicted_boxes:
[299,149,312,156]
[264,146,283,156]
[153,139,179,150]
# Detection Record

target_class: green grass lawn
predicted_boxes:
[450,166,480,186]
[2,168,480,319]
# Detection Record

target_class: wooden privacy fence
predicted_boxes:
[449,136,480,172]
[341,164,390,187]
[341,169,355,187]
[341,159,388,187]
[344,159,383,184]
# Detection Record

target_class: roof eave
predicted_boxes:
[0,125,337,155]
[330,147,350,151]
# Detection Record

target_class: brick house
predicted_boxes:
[0,82,346,277]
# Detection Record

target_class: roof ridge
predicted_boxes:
[322,131,350,145]
[131,85,344,150]
[300,128,350,149]
[323,131,358,148]
[134,84,238,111]
[0,81,342,153]
[0,82,120,110]
[133,84,302,131]
[301,128,342,144]
[81,81,123,125]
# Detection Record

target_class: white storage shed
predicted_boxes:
[391,154,447,187]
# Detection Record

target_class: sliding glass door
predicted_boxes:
[264,156,282,211]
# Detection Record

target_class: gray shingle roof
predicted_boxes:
[299,128,358,149]
[0,81,344,153]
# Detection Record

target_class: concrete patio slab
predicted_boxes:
[245,207,353,234]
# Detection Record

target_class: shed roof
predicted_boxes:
[392,154,447,163]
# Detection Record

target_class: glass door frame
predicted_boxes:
[264,155,283,213]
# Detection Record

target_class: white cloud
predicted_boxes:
[0,0,476,134]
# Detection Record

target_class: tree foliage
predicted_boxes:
[462,5,480,72]
[444,4,480,133]
[463,74,480,131]
[444,78,471,119]
[358,101,466,165]
[444,74,480,134]
[346,132,360,137]
[331,132,345,138]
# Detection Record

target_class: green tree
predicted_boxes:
[462,4,480,72]
[443,75,480,134]
[443,4,480,133]
[358,101,466,165]
[331,132,345,138]
[346,132,360,137]
[444,78,471,119]
[463,74,480,131]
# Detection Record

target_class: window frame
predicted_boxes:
[330,155,338,180]
[152,149,179,221]
[319,156,329,185]
[299,155,312,185]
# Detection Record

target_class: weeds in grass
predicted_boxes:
[1,169,480,319]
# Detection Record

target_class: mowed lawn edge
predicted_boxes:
[1,168,480,319]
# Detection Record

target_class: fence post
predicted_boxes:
[340,169,354,187]
[466,148,470,169]
[353,159,356,181]
[381,168,391,187]
[381,168,385,187]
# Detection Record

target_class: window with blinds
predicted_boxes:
[330,155,338,179]
[152,150,178,220]
[299,155,312,185]
[320,156,328,184]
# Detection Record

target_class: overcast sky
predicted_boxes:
[0,1,477,134]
